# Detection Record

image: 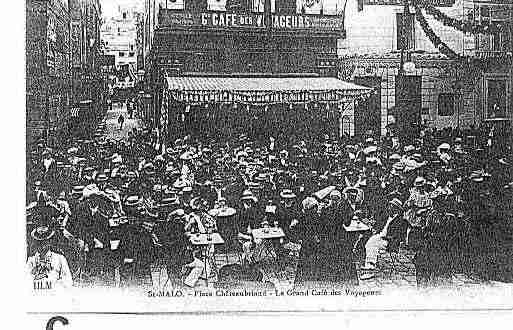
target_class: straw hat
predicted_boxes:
[301,197,318,211]
[414,177,426,187]
[280,189,297,199]
[241,190,257,203]
[363,146,377,155]
[438,143,451,150]
[125,195,141,207]
[31,226,55,241]
[388,198,403,211]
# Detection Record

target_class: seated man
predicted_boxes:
[27,226,73,290]
[362,198,405,272]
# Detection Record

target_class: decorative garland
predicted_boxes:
[413,2,462,60]
[415,0,510,36]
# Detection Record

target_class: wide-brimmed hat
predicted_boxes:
[414,177,426,187]
[388,198,403,211]
[111,153,122,164]
[31,226,55,241]
[416,207,429,216]
[329,190,342,199]
[67,147,78,154]
[241,190,257,202]
[280,189,297,199]
[160,197,180,206]
[169,208,185,219]
[95,173,108,182]
[180,152,195,161]
[301,197,318,211]
[438,143,451,150]
[389,153,402,161]
[190,197,208,210]
[125,195,141,206]
[71,185,85,197]
[363,146,377,155]
[143,162,156,174]
[83,184,100,198]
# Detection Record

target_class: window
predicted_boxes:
[396,13,415,51]
[437,93,455,116]
[485,78,508,119]
[119,52,125,57]
[129,52,135,57]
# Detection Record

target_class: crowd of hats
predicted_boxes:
[27,116,513,247]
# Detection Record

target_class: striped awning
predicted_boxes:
[165,76,373,105]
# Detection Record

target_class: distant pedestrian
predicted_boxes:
[118,114,125,130]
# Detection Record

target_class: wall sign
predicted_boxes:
[160,11,345,32]
[363,0,455,6]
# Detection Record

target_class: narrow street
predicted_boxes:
[103,101,142,140]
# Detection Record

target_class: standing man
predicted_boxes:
[26,226,73,290]
[118,114,125,130]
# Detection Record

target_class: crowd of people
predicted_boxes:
[26,110,513,290]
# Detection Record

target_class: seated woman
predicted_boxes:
[236,190,267,264]
[362,198,406,272]
[185,197,217,234]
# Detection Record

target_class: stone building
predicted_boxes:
[26,0,72,145]
[338,0,512,137]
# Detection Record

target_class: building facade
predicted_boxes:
[140,0,347,137]
[26,0,72,145]
[464,0,513,131]
[101,5,139,73]
[338,0,512,136]
[70,0,104,137]
[26,0,103,145]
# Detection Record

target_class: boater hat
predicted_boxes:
[388,198,403,211]
[280,189,297,199]
[414,177,426,187]
[125,195,141,207]
[31,226,55,241]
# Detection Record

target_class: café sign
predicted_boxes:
[363,0,455,6]
[160,11,345,32]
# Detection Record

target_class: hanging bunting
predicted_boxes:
[415,0,510,36]
[413,2,461,60]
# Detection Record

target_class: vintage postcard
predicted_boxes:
[21,0,513,323]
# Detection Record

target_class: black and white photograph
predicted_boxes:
[20,0,513,317]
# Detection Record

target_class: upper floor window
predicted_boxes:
[437,93,455,117]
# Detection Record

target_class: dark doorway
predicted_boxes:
[354,76,382,138]
[395,75,422,138]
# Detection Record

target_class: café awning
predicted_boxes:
[165,76,373,105]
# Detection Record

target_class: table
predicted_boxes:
[344,220,371,232]
[189,233,225,246]
[251,227,285,240]
[251,227,285,263]
[208,207,236,217]
[189,233,225,286]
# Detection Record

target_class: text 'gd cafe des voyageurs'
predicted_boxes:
[163,11,345,30]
